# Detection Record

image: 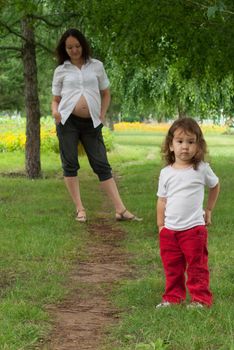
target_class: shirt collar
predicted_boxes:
[63,59,92,67]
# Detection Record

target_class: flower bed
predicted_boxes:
[114,121,228,134]
[0,117,114,153]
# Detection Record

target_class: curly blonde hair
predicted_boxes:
[161,118,207,169]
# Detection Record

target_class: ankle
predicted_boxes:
[116,207,126,214]
[77,207,85,212]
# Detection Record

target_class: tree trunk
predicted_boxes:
[21,17,41,178]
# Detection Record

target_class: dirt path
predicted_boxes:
[39,219,134,350]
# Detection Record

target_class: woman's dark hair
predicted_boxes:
[55,28,91,65]
[161,117,207,169]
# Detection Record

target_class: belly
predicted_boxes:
[72,95,90,118]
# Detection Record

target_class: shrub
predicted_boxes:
[0,118,114,154]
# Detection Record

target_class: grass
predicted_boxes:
[106,131,234,350]
[0,184,87,348]
[0,130,234,349]
[0,155,92,349]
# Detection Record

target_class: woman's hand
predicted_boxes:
[53,112,62,125]
[100,88,110,124]
[51,96,62,124]
[99,114,105,124]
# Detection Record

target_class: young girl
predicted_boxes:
[156,118,220,308]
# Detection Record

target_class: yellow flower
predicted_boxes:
[114,122,227,134]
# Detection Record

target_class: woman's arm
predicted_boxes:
[204,182,220,225]
[100,88,111,123]
[51,96,62,124]
[157,197,167,232]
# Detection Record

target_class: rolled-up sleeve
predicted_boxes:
[97,62,110,90]
[52,68,63,96]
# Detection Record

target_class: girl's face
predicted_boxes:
[65,36,83,63]
[170,128,198,166]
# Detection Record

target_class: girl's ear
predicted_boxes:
[169,143,174,152]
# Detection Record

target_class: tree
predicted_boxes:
[1,1,43,177]
[1,0,234,181]
[0,0,82,178]
[83,0,234,120]
[21,16,41,178]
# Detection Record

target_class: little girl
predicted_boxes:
[156,118,220,308]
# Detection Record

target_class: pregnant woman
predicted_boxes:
[51,28,141,223]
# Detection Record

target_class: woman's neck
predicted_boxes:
[71,58,84,68]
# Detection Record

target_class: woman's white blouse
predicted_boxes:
[52,59,110,128]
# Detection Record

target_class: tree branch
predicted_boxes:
[0,46,22,52]
[35,42,54,54]
[185,0,234,16]
[31,14,65,27]
[31,12,82,27]
[0,20,25,41]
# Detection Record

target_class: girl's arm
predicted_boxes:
[205,182,220,225]
[100,88,111,123]
[51,96,62,124]
[157,197,167,232]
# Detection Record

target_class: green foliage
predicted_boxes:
[0,117,114,153]
[86,0,234,119]
[1,0,234,120]
[102,125,115,151]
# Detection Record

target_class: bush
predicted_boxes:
[0,118,114,154]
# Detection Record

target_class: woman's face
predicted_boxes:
[65,36,83,63]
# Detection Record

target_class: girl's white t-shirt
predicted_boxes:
[157,162,219,231]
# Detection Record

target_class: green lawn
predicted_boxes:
[0,131,234,350]
[108,132,234,350]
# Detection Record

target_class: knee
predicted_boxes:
[98,173,113,181]
[90,161,112,181]
[61,158,79,177]
[63,169,78,177]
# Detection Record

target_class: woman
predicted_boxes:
[51,28,141,222]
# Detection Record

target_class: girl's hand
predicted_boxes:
[204,209,212,225]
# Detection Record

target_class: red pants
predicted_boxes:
[159,225,213,306]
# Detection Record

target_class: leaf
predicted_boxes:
[207,5,218,19]
[135,343,152,350]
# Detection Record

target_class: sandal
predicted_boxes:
[76,209,87,223]
[115,209,142,222]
